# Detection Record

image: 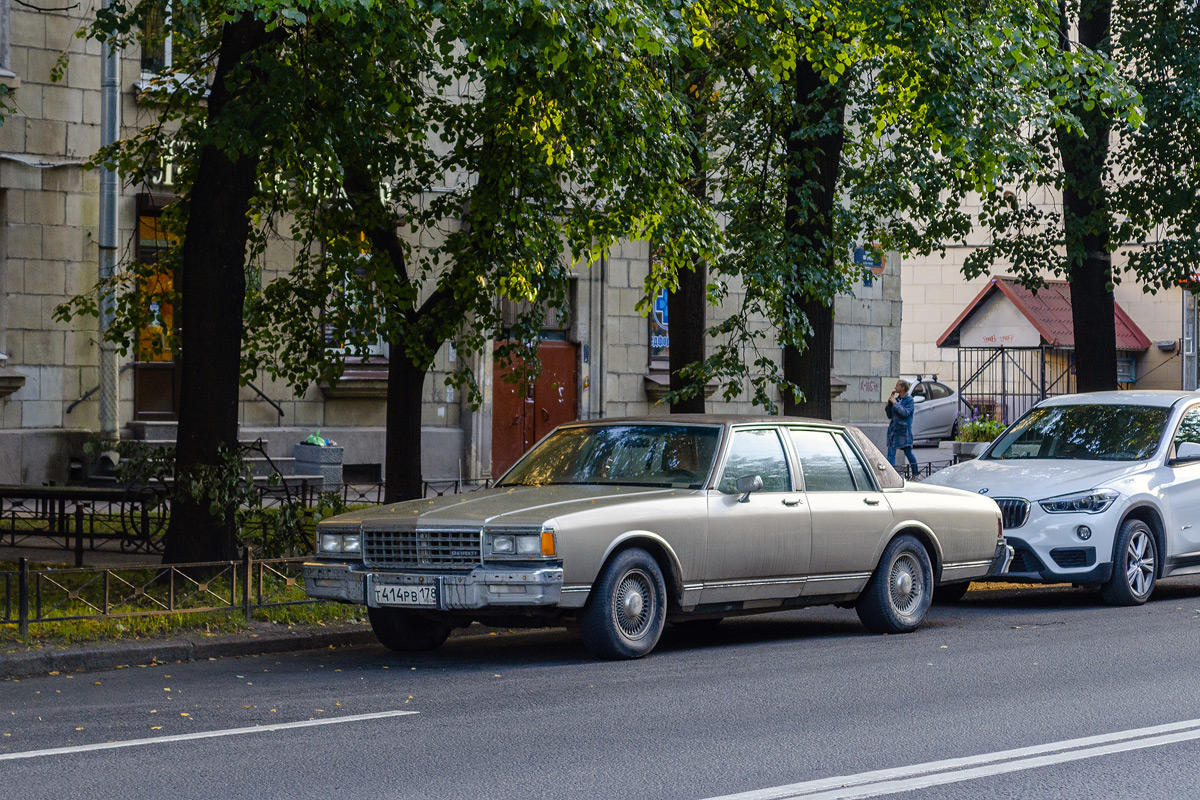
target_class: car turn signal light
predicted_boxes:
[541,529,557,557]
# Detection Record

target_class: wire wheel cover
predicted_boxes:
[613,568,656,640]
[888,553,924,616]
[1125,529,1156,597]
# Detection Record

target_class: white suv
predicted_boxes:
[925,391,1200,604]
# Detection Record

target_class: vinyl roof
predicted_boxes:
[937,276,1152,352]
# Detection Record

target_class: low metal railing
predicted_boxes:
[0,554,312,638]
[342,479,493,505]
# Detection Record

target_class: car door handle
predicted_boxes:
[782,497,803,506]
[863,497,880,506]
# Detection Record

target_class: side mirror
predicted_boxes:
[912,395,927,404]
[736,474,764,503]
[1170,441,1200,466]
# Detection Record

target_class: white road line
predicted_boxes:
[704,717,1200,800]
[0,710,419,762]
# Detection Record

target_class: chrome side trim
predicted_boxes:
[805,572,872,584]
[561,585,592,594]
[942,559,994,571]
[701,576,809,590]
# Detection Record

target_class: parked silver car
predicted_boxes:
[305,416,1010,659]
[908,375,961,441]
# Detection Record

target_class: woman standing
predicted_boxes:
[885,379,919,478]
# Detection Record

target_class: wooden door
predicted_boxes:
[491,340,579,477]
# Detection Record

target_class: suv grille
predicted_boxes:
[363,527,481,570]
[993,498,1030,529]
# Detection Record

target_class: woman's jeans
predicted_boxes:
[888,443,919,477]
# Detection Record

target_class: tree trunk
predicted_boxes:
[781,55,846,420]
[1057,0,1118,392]
[162,16,271,564]
[670,68,708,414]
[384,353,429,503]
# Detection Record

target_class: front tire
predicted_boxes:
[579,548,667,659]
[368,607,452,652]
[856,535,933,633]
[1100,519,1158,606]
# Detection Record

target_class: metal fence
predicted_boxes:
[0,554,312,638]
[342,479,493,505]
[956,346,1076,425]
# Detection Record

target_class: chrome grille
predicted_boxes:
[993,498,1030,529]
[363,527,481,570]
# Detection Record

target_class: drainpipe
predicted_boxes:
[97,1,121,445]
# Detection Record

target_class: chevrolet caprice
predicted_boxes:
[304,417,1011,658]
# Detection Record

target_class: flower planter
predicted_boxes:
[939,440,991,459]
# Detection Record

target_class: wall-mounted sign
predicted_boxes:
[649,288,669,360]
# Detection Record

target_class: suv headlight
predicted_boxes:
[317,529,362,556]
[485,527,557,560]
[1039,488,1119,514]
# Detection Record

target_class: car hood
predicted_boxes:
[923,458,1147,500]
[323,484,679,529]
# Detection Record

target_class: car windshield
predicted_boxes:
[986,404,1171,461]
[499,424,722,489]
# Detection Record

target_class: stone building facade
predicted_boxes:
[0,4,902,485]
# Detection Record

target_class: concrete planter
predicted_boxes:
[939,440,991,459]
[293,443,344,491]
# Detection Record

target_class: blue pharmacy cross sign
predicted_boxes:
[653,289,669,329]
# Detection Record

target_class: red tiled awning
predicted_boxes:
[937,276,1151,351]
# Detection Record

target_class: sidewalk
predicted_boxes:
[2,539,380,680]
[0,620,378,680]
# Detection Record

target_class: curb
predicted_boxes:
[0,624,379,680]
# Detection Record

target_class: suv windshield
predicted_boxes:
[499,424,722,489]
[986,404,1171,461]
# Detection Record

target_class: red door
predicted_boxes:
[492,340,579,477]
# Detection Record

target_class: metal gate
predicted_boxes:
[956,346,1075,425]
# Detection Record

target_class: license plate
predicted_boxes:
[372,583,437,607]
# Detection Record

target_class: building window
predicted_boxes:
[140,1,172,77]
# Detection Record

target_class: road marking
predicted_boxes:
[0,710,418,762]
[704,717,1200,800]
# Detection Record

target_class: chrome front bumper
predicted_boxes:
[987,541,1016,577]
[303,561,564,609]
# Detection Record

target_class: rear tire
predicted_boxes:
[579,548,667,659]
[856,535,933,633]
[1100,519,1158,606]
[368,607,452,652]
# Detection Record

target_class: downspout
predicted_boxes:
[98,0,121,444]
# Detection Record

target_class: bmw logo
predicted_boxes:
[978,488,989,494]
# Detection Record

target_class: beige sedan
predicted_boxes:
[304,416,1011,659]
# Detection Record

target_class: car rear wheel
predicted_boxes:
[949,419,960,440]
[368,607,452,652]
[856,535,933,633]
[1100,519,1158,606]
[579,548,667,659]
[933,581,971,603]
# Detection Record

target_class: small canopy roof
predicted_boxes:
[937,276,1151,352]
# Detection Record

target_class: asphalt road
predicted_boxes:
[5,579,1200,800]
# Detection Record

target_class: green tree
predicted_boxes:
[665,0,1136,415]
[965,0,1196,391]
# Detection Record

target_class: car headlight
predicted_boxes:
[485,528,557,560]
[317,529,361,556]
[1039,488,1119,514]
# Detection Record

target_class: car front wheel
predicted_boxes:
[368,607,452,652]
[1100,519,1158,606]
[579,548,667,659]
[856,535,933,633]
